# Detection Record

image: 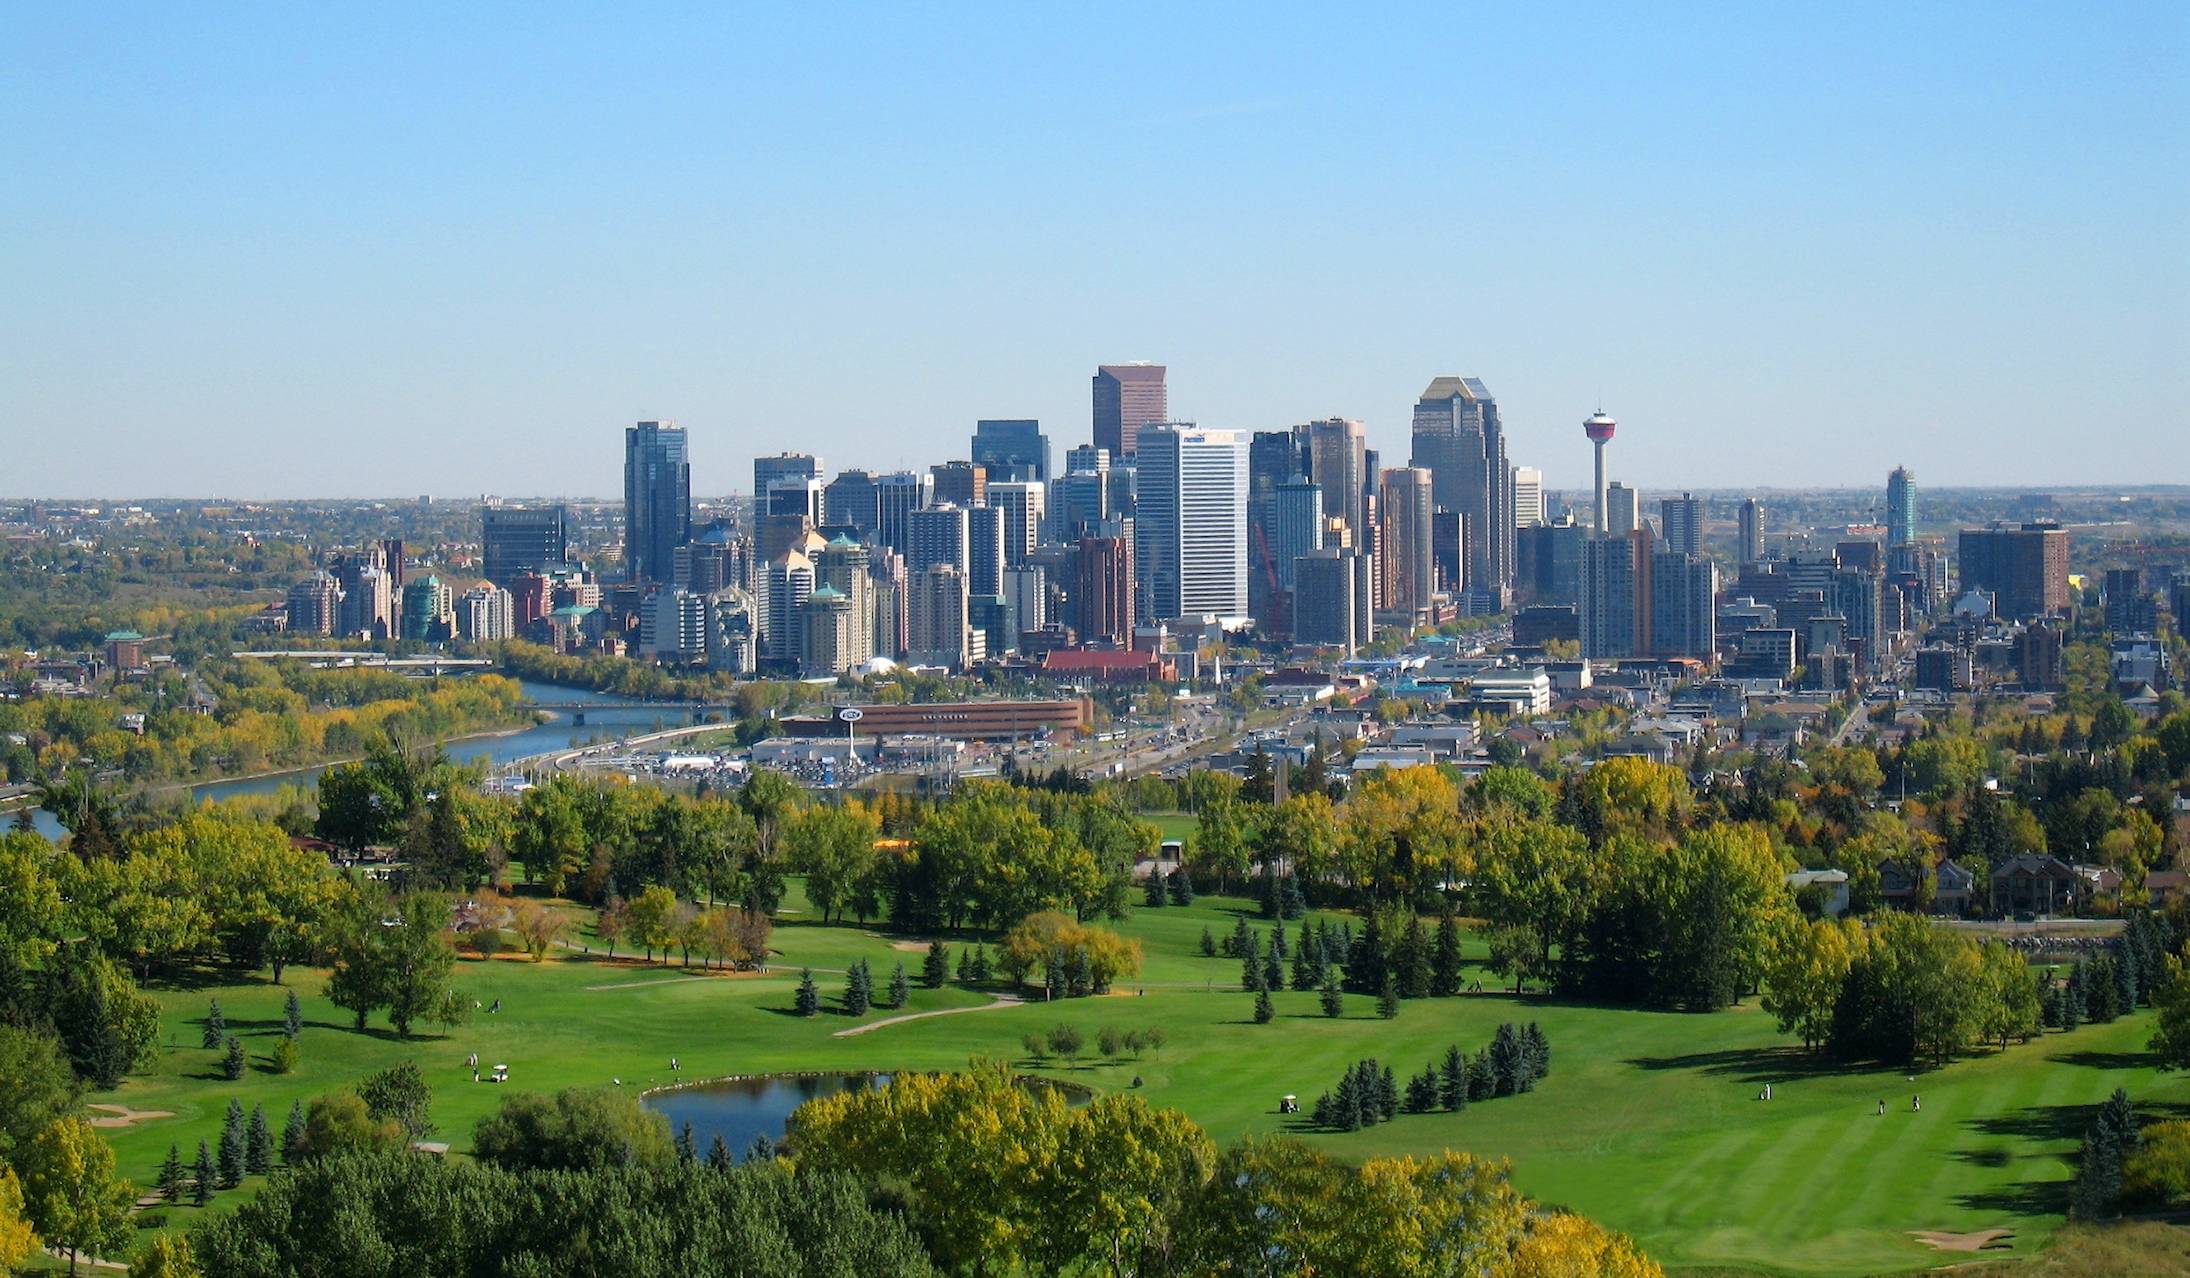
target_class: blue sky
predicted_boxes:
[2,4,2184,497]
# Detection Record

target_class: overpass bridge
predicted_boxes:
[524,701,726,726]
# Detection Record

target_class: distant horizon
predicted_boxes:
[10,481,2190,506]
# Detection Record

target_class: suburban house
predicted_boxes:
[1989,855,2082,917]
[1880,857,1975,915]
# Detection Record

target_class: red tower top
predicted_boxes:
[1583,412,1617,442]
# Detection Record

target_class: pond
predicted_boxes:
[644,1071,1093,1157]
[644,1072,892,1158]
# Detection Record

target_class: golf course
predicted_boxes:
[84,881,2182,1277]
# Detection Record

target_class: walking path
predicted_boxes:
[832,994,1023,1037]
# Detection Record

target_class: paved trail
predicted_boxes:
[832,995,1023,1037]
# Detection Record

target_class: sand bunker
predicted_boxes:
[86,1103,173,1129]
[1909,1229,2014,1252]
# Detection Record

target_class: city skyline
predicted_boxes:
[3,6,2183,497]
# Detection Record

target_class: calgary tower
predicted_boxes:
[1583,411,1617,535]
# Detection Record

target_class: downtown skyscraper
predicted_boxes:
[1134,424,1247,622]
[624,420,691,584]
[1092,363,1167,460]
[1410,377,1511,598]
[1887,466,1917,547]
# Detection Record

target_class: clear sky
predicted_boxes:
[3,4,2185,498]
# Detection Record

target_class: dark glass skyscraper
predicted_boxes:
[481,505,569,587]
[624,420,691,584]
[972,419,1050,483]
[1092,363,1167,460]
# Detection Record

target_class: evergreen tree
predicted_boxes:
[202,998,226,1050]
[1254,988,1275,1024]
[1378,1063,1400,1121]
[1263,947,1284,994]
[193,1140,215,1205]
[889,960,910,1009]
[246,1103,274,1175]
[745,1134,777,1163]
[1311,1091,1336,1128]
[159,1144,184,1203]
[1069,946,1095,997]
[1168,868,1194,905]
[1405,1066,1439,1113]
[706,1133,733,1171]
[795,968,820,1017]
[1327,921,1353,968]
[1144,871,1169,909]
[1240,929,1264,990]
[1467,1048,1496,1101]
[970,945,993,982]
[1523,1022,1552,1082]
[676,1121,697,1161]
[1438,1045,1468,1111]
[844,960,873,1016]
[1490,1023,1525,1096]
[1259,866,1283,919]
[1320,971,1345,1018]
[1292,926,1323,991]
[1431,913,1464,998]
[2067,961,2090,1027]
[2071,1088,2139,1220]
[1199,926,1217,957]
[1398,917,1432,999]
[218,1098,247,1187]
[2117,945,2141,1011]
[1228,915,1253,960]
[1333,1068,1363,1131]
[1348,914,1387,995]
[1271,920,1289,961]
[223,1035,247,1081]
[956,946,973,982]
[2086,956,2121,1022]
[283,988,303,1039]
[1280,873,1306,919]
[1377,969,1400,1020]
[281,1100,307,1164]
[923,941,949,989]
[2043,983,2065,1030]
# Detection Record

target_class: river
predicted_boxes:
[21,679,694,841]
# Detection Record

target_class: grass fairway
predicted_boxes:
[91,888,2188,1276]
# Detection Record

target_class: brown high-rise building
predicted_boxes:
[1958,523,2069,620]
[931,461,987,508]
[1092,363,1167,460]
[1075,529,1135,646]
[1376,467,1435,617]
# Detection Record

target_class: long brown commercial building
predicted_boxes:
[779,698,1093,741]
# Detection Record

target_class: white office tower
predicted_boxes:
[987,480,1046,562]
[1512,467,1545,529]
[457,584,514,642]
[640,588,708,661]
[1135,424,1248,622]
